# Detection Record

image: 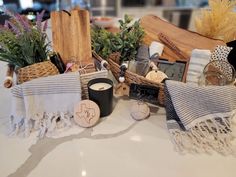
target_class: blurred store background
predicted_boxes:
[0,0,209,30]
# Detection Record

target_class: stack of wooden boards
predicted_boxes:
[51,8,93,69]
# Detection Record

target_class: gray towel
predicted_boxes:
[136,44,149,61]
[165,80,236,155]
[135,45,150,76]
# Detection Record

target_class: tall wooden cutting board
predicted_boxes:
[140,15,225,61]
[51,9,92,66]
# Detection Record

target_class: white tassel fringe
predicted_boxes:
[10,111,73,138]
[169,118,235,155]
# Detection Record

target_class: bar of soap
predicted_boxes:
[130,102,150,121]
[74,100,100,128]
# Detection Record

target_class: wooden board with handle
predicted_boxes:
[140,15,225,62]
[51,9,92,66]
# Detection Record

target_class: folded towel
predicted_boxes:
[165,80,236,155]
[186,49,211,85]
[10,73,82,138]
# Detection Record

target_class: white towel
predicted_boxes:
[149,41,164,58]
[186,49,211,85]
[10,73,82,138]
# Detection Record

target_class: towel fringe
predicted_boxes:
[10,111,73,138]
[169,118,235,155]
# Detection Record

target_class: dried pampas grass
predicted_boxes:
[195,0,236,43]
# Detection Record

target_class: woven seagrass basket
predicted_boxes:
[16,60,59,84]
[93,52,165,106]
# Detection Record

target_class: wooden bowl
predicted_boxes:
[93,16,115,28]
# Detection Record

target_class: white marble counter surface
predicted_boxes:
[0,61,236,177]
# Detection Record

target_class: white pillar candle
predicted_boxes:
[89,82,112,91]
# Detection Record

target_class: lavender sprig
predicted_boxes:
[4,20,21,36]
[42,20,48,32]
[15,14,31,32]
[36,10,45,31]
[3,21,10,29]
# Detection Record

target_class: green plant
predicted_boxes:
[0,9,50,68]
[91,15,145,63]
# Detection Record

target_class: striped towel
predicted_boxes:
[10,73,82,138]
[165,80,236,155]
[186,49,211,85]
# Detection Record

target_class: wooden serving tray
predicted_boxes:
[140,15,225,62]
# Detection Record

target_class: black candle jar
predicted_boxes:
[88,78,113,117]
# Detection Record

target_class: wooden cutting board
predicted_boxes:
[140,15,225,61]
[51,9,92,66]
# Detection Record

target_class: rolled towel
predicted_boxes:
[136,45,150,76]
[149,41,164,58]
[136,44,149,61]
[186,49,211,85]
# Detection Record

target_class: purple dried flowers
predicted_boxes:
[36,10,45,31]
[15,14,31,32]
[4,20,21,36]
[0,9,50,68]
[43,19,48,32]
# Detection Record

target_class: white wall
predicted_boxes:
[19,0,33,9]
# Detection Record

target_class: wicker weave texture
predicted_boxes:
[108,59,165,106]
[80,70,108,99]
[16,61,59,84]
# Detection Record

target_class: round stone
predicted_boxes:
[130,102,150,121]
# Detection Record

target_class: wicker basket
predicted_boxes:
[16,61,59,84]
[93,52,165,106]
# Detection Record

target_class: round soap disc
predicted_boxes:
[145,70,168,83]
[74,100,100,128]
[130,102,150,121]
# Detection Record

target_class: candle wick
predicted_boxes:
[99,87,105,90]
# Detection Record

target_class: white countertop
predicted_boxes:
[0,61,236,177]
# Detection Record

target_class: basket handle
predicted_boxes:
[92,51,111,70]
[3,64,15,89]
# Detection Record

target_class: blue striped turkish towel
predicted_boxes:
[164,80,236,155]
[10,73,81,138]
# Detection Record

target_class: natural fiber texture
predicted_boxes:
[195,0,236,43]
[165,80,236,155]
[93,52,165,106]
[16,60,59,84]
[80,70,108,99]
[10,73,81,138]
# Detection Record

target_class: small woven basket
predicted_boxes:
[16,60,59,84]
[93,52,165,106]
